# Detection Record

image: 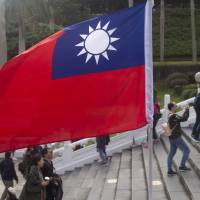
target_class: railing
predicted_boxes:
[53,126,147,174]
[160,95,195,120]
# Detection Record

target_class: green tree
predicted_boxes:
[0,0,7,67]
[190,0,197,62]
[17,0,26,53]
[160,0,165,61]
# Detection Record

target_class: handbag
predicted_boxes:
[162,113,177,137]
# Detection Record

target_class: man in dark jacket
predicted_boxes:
[41,147,55,200]
[96,135,110,164]
[0,152,18,200]
[167,103,191,176]
[192,93,200,141]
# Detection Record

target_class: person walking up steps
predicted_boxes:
[167,102,191,176]
[96,135,110,165]
[192,92,200,142]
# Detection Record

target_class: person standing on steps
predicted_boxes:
[153,99,162,143]
[41,147,55,200]
[19,154,49,200]
[143,91,161,148]
[192,92,200,142]
[0,152,18,200]
[167,102,191,176]
[96,135,110,165]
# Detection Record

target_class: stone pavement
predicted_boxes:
[0,126,200,199]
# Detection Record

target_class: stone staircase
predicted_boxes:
[1,126,200,200]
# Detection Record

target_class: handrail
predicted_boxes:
[160,97,195,113]
[71,138,95,148]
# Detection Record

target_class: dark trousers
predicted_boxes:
[153,118,159,139]
[46,194,54,200]
[46,185,55,200]
[147,117,158,141]
[192,113,200,139]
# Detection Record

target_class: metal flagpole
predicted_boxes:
[148,122,153,200]
[145,0,154,199]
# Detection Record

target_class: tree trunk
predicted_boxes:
[0,0,7,68]
[48,0,55,32]
[17,1,26,54]
[160,0,165,61]
[190,0,197,62]
[128,0,133,7]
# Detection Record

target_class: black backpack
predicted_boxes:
[18,161,26,177]
[53,174,63,200]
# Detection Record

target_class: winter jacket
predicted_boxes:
[194,93,200,116]
[0,158,18,182]
[42,160,55,199]
[19,166,45,200]
[168,108,189,140]
[96,135,110,148]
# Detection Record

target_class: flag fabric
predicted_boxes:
[0,1,153,152]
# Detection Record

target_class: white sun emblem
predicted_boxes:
[75,21,120,64]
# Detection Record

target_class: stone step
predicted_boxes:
[181,135,200,180]
[86,161,110,200]
[62,168,82,199]
[142,145,168,200]
[62,165,91,200]
[154,141,190,200]
[100,153,121,200]
[115,149,132,200]
[132,146,147,200]
[63,163,99,200]
[182,127,200,153]
[87,154,117,200]
[161,136,200,199]
[82,162,99,188]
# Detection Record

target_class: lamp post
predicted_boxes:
[195,72,200,94]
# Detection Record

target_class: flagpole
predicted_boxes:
[148,122,153,200]
[145,0,154,200]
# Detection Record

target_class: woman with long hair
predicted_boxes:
[19,154,49,200]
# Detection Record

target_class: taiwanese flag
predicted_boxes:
[0,1,153,152]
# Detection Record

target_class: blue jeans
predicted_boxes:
[167,137,190,171]
[97,147,107,162]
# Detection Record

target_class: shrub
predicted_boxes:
[181,88,196,99]
[85,140,95,146]
[170,78,189,88]
[187,73,196,84]
[183,84,196,90]
[174,85,182,95]
[166,73,189,89]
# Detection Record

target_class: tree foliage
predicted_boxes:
[4,0,200,60]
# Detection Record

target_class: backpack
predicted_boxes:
[0,160,3,174]
[18,161,26,177]
[53,174,63,200]
[162,113,177,137]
